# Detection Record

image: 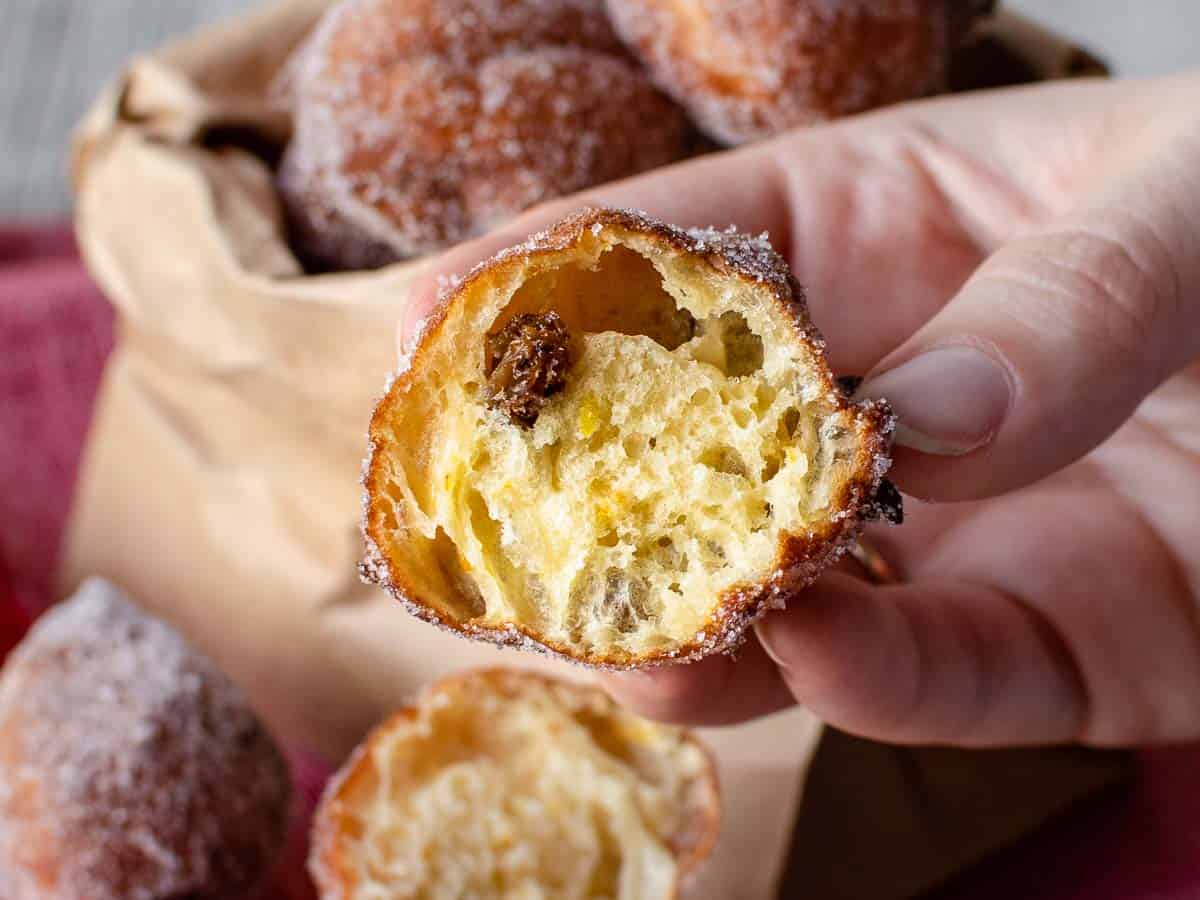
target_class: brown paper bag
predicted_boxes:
[950,11,1110,92]
[62,3,1122,897]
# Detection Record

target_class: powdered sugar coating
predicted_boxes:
[277,0,691,269]
[0,579,290,900]
[685,225,798,298]
[605,0,991,145]
[360,207,898,669]
[309,669,721,897]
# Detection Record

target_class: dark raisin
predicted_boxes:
[485,312,572,428]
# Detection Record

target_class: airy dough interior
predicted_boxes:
[330,676,711,899]
[375,231,865,660]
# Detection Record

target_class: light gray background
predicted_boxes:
[2,0,1198,217]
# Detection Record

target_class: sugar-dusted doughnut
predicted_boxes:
[362,208,899,668]
[605,0,996,145]
[277,0,692,269]
[0,579,291,900]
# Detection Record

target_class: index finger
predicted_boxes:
[396,76,1156,372]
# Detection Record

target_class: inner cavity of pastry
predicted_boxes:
[397,235,861,658]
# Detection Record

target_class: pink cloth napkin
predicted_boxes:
[0,225,111,615]
[1,223,1197,899]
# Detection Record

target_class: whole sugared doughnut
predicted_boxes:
[0,579,291,900]
[605,0,996,145]
[277,0,692,270]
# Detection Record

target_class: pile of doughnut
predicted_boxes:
[276,0,1011,270]
[0,580,716,899]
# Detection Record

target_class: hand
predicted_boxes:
[399,72,1200,748]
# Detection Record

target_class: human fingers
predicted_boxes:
[597,635,795,728]
[600,566,1088,745]
[858,84,1200,500]
[395,76,1158,370]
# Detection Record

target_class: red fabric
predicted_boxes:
[0,222,1197,898]
[0,226,112,615]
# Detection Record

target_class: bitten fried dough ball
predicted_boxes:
[362,208,898,668]
[277,0,691,269]
[604,0,997,145]
[310,668,719,899]
[0,578,291,900]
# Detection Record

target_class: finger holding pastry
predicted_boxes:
[386,70,1200,750]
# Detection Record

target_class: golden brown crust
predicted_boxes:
[604,0,995,145]
[276,0,692,269]
[310,668,720,900]
[361,207,896,669]
[310,716,407,899]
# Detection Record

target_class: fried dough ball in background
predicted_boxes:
[0,579,291,900]
[604,0,997,145]
[310,669,720,899]
[277,0,692,270]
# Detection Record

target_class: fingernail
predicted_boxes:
[858,346,1013,456]
[754,620,792,672]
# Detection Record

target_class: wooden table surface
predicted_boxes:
[2,0,1197,218]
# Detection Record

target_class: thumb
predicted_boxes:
[859,133,1200,501]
